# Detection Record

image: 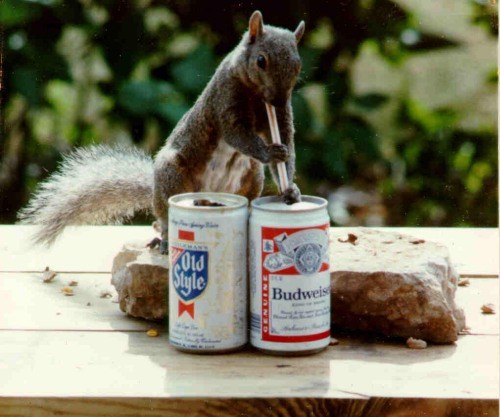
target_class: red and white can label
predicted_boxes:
[259,224,330,343]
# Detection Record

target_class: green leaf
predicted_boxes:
[295,144,317,174]
[298,46,322,82]
[322,130,347,178]
[292,91,312,137]
[0,0,41,26]
[352,93,388,110]
[326,72,349,110]
[117,80,177,116]
[453,142,475,173]
[406,100,457,134]
[11,67,40,106]
[156,102,190,125]
[171,43,217,94]
[343,118,380,160]
[45,80,76,117]
[487,68,498,84]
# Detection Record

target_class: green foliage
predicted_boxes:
[171,44,217,94]
[0,0,41,27]
[1,0,497,226]
[352,94,389,111]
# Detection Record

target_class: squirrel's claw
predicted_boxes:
[283,183,302,205]
[267,143,289,162]
[146,237,169,255]
[146,237,162,249]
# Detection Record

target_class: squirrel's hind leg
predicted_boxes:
[153,153,196,254]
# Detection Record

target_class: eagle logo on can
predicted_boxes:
[294,243,323,274]
[263,229,328,275]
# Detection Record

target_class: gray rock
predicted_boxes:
[330,228,465,343]
[111,229,465,343]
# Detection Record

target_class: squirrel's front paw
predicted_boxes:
[267,143,289,162]
[283,183,302,205]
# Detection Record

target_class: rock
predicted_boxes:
[111,242,144,275]
[330,228,465,343]
[111,241,169,321]
[111,229,465,343]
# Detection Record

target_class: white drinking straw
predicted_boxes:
[265,103,289,194]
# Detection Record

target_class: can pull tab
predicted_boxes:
[265,103,289,194]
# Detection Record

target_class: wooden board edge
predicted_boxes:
[0,397,497,417]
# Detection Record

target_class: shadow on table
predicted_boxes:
[120,326,337,397]
[116,323,459,400]
[328,329,458,365]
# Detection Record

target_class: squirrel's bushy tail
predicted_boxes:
[18,145,154,246]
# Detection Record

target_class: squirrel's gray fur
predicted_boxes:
[18,145,154,245]
[19,11,305,246]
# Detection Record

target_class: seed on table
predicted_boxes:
[406,337,427,349]
[481,303,495,314]
[61,287,74,296]
[147,329,159,337]
[338,233,358,245]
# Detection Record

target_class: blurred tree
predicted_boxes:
[0,0,497,226]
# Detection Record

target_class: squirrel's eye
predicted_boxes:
[257,55,267,70]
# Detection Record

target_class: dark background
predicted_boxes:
[0,0,498,226]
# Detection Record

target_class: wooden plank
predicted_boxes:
[0,331,497,399]
[456,279,499,335]
[0,397,497,417]
[1,273,497,334]
[0,225,154,273]
[0,273,150,331]
[0,226,498,276]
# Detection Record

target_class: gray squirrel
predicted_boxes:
[19,11,305,251]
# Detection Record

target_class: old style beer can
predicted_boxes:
[249,196,331,355]
[168,192,248,353]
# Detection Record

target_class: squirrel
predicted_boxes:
[18,11,305,252]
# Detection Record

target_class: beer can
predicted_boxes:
[168,192,248,353]
[249,196,331,355]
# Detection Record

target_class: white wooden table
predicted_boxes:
[0,226,498,417]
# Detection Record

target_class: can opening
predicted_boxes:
[169,192,248,210]
[251,195,327,213]
[193,199,226,207]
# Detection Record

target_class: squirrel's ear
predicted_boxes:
[294,21,305,44]
[249,10,264,43]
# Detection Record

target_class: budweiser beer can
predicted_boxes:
[249,196,331,355]
[168,192,248,353]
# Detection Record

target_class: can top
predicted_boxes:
[169,192,248,211]
[251,195,327,213]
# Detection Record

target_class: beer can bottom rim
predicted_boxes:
[255,346,328,357]
[172,343,247,355]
